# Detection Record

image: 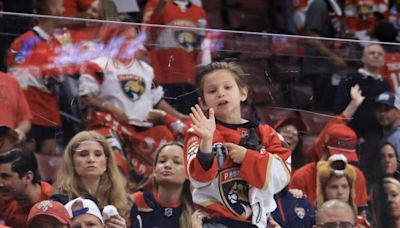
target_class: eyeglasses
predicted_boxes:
[316,222,355,228]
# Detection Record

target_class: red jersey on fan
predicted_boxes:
[143,0,207,85]
[63,0,94,17]
[345,0,389,33]
[7,26,63,127]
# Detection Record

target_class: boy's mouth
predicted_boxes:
[218,100,228,106]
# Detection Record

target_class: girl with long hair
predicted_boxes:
[130,142,193,228]
[52,130,132,226]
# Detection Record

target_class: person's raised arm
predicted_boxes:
[341,84,365,119]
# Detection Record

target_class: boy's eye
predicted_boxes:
[224,85,232,89]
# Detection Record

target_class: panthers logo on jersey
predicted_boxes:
[119,76,146,101]
[219,167,252,219]
[174,30,201,52]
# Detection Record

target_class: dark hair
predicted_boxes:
[195,62,247,103]
[0,148,40,184]
[374,20,398,43]
[380,140,400,179]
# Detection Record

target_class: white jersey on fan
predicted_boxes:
[79,57,164,127]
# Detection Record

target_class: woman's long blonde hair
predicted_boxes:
[54,131,132,218]
[153,142,193,228]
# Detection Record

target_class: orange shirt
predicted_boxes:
[7,28,62,127]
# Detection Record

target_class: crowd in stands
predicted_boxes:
[1,0,400,227]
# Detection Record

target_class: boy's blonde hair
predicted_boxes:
[195,62,247,103]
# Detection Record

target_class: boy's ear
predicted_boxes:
[198,97,208,111]
[240,87,248,102]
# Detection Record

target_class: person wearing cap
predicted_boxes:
[290,85,369,210]
[27,200,71,228]
[52,131,131,224]
[64,197,105,227]
[0,71,32,153]
[335,43,390,142]
[0,148,53,227]
[275,116,308,171]
[375,91,400,157]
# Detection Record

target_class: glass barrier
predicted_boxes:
[0,11,396,226]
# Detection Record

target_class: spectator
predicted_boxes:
[291,85,369,209]
[303,0,347,111]
[345,0,389,40]
[316,155,357,213]
[274,116,308,171]
[314,199,356,228]
[0,148,53,227]
[384,177,400,227]
[335,44,390,142]
[52,131,132,221]
[7,0,65,155]
[185,62,291,227]
[271,187,316,228]
[0,71,32,152]
[142,0,208,114]
[27,200,72,228]
[64,197,105,227]
[375,91,400,156]
[78,25,188,189]
[380,141,399,178]
[131,142,193,228]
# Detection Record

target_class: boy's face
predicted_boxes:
[324,175,350,203]
[201,69,247,122]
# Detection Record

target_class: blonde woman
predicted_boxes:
[385,177,400,227]
[52,131,132,225]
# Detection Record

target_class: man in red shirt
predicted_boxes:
[0,148,53,227]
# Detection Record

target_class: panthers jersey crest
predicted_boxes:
[118,74,146,101]
[174,30,201,52]
[219,167,252,219]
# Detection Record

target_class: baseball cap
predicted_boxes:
[324,124,359,162]
[64,197,104,224]
[27,200,72,226]
[274,116,307,133]
[375,92,400,109]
